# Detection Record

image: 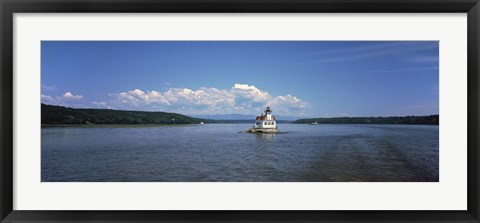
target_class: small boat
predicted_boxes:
[310,121,319,125]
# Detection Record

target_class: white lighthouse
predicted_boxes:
[248,107,278,133]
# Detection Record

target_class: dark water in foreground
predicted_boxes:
[42,124,439,182]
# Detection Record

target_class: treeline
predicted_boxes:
[41,104,208,125]
[294,115,439,125]
[42,103,439,125]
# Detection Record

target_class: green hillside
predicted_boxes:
[293,115,439,125]
[41,104,207,125]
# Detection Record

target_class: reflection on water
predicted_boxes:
[255,133,276,142]
[42,124,439,182]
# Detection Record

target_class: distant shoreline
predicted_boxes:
[42,103,438,126]
[41,123,197,128]
[294,115,439,125]
[41,122,439,129]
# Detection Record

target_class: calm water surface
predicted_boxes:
[42,124,438,182]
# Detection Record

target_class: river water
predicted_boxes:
[41,124,439,182]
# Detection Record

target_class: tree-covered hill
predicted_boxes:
[41,104,208,125]
[293,115,439,125]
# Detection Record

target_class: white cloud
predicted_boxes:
[265,94,310,116]
[62,92,83,100]
[268,94,307,108]
[41,91,84,107]
[231,83,271,102]
[107,84,309,116]
[41,94,53,102]
[110,87,236,111]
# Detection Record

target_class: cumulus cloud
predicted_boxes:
[63,92,83,100]
[41,94,54,102]
[231,83,271,102]
[110,87,236,109]
[41,91,84,107]
[107,84,309,116]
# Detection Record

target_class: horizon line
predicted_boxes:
[41,103,439,119]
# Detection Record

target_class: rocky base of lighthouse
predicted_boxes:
[239,128,285,134]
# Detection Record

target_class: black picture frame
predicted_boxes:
[1,0,479,222]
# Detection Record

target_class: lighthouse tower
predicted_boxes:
[253,107,277,132]
[265,107,273,120]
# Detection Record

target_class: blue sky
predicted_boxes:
[41,41,439,118]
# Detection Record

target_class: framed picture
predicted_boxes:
[1,0,479,222]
